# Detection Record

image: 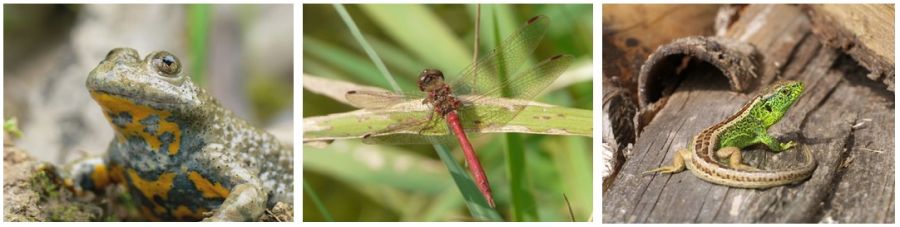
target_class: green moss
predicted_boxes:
[5,117,23,138]
[29,170,60,199]
[48,203,94,221]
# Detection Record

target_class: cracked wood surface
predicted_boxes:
[602,5,894,223]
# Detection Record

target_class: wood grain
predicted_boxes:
[602,4,894,223]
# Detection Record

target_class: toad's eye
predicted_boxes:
[151,51,181,76]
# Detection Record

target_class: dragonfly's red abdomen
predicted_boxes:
[446,111,495,207]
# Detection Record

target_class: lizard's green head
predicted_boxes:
[754,80,804,127]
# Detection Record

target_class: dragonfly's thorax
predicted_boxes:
[418,69,460,117]
[427,85,460,117]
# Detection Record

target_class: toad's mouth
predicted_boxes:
[89,90,179,108]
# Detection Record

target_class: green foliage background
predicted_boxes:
[303,4,593,221]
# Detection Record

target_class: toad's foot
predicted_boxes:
[203,183,268,221]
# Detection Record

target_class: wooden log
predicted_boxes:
[603,4,894,223]
[803,4,895,91]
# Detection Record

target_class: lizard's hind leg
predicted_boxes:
[716,147,761,171]
[643,148,690,175]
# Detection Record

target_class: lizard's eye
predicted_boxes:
[151,51,182,77]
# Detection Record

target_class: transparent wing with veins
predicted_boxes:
[450,15,551,99]
[344,90,423,109]
[456,54,573,132]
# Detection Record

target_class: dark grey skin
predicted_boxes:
[72,48,292,221]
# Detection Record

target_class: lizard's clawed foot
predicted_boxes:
[779,140,797,151]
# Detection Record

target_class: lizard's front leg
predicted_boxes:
[758,133,796,152]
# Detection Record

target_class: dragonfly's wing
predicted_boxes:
[359,116,459,145]
[451,15,550,98]
[485,54,574,100]
[345,90,424,109]
[455,54,574,130]
[361,133,459,146]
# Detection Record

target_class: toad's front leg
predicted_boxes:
[200,146,268,221]
[205,183,267,221]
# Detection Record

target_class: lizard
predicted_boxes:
[643,80,817,188]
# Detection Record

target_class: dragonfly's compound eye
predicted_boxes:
[431,69,444,80]
[419,69,444,80]
[418,69,445,91]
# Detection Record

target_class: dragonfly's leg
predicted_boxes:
[417,111,439,134]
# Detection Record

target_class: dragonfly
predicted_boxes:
[345,15,573,208]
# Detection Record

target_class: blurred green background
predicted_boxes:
[303,4,593,221]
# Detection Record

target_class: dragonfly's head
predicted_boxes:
[418,69,446,92]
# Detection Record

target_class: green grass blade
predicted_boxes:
[564,194,575,221]
[303,75,591,141]
[303,179,334,221]
[304,98,592,142]
[421,188,466,221]
[505,134,538,221]
[480,7,540,221]
[474,5,518,61]
[333,4,401,91]
[366,37,428,83]
[359,4,470,78]
[304,142,451,194]
[432,144,502,221]
[303,36,415,89]
[556,136,592,220]
[187,4,210,86]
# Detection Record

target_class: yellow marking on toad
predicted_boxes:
[127,169,176,200]
[64,179,74,191]
[90,91,182,155]
[173,205,208,220]
[90,164,109,188]
[140,205,161,221]
[109,164,126,184]
[188,171,230,198]
[153,204,166,214]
